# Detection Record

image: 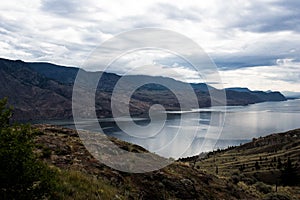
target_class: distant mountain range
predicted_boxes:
[281,91,300,99]
[0,58,287,121]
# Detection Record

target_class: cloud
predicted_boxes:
[104,49,204,83]
[238,0,300,33]
[41,0,82,16]
[199,0,300,33]
[0,0,299,91]
[220,59,300,92]
[151,3,202,21]
[40,0,102,19]
[211,30,300,69]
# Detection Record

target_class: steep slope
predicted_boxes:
[28,62,79,84]
[0,58,287,121]
[26,59,288,106]
[0,59,73,120]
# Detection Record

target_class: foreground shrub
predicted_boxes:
[0,98,57,199]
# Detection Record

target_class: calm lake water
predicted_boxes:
[45,99,300,159]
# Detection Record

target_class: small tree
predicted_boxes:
[280,157,298,186]
[0,97,12,128]
[277,157,282,169]
[255,161,260,170]
[0,98,56,199]
[215,165,219,175]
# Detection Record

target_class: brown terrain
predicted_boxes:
[31,124,300,199]
[34,124,259,199]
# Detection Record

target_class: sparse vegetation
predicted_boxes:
[192,129,300,199]
[1,97,299,199]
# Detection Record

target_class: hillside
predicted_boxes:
[181,129,300,199]
[33,124,258,199]
[31,125,300,199]
[0,58,287,121]
[0,59,73,120]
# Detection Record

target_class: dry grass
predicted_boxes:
[53,169,122,200]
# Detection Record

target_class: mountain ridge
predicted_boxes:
[0,58,287,121]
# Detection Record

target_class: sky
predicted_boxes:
[0,0,299,92]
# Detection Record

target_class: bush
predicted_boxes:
[0,98,57,199]
[254,182,272,194]
[241,177,256,185]
[263,192,291,200]
[42,146,52,158]
[231,175,240,184]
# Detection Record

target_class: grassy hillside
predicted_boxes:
[183,129,300,199]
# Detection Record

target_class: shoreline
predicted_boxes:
[32,124,300,160]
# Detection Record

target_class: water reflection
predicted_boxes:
[43,99,300,159]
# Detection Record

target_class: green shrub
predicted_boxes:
[42,146,52,158]
[254,182,272,194]
[0,98,57,199]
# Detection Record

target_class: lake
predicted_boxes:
[44,99,300,159]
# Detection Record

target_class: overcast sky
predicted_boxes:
[0,0,299,92]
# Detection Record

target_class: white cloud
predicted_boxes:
[0,0,299,91]
[220,59,300,92]
[104,49,204,83]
